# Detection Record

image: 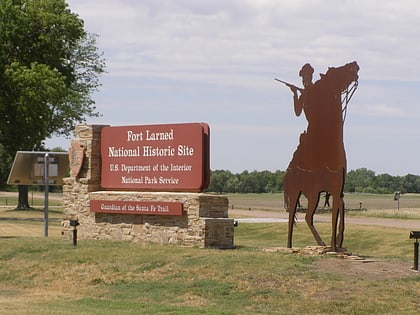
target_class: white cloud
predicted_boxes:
[55,0,420,175]
[68,0,420,84]
[352,102,411,118]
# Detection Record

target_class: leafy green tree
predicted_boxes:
[401,174,420,193]
[374,173,398,193]
[206,168,420,194]
[0,144,13,190]
[224,176,241,193]
[344,168,376,193]
[0,0,105,208]
[207,170,233,193]
[274,170,285,192]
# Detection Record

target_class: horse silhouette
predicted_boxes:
[283,61,359,251]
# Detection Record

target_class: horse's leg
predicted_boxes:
[305,192,325,246]
[335,168,346,249]
[287,206,296,248]
[286,190,300,248]
[330,193,343,251]
[336,194,345,248]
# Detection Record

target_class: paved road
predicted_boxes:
[230,209,420,229]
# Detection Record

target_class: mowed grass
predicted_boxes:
[0,192,420,314]
[227,192,420,211]
[0,222,419,314]
[228,192,420,219]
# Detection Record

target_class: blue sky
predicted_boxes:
[47,0,420,176]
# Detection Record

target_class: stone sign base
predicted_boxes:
[61,124,234,249]
[62,185,234,249]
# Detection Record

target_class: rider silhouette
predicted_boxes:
[287,63,345,171]
[290,63,314,117]
[287,63,320,170]
[282,61,359,250]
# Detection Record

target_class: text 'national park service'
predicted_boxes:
[100,123,209,192]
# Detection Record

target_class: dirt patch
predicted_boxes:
[263,246,418,281]
[314,258,417,281]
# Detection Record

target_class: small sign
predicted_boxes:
[7,151,69,185]
[100,122,210,191]
[90,200,183,216]
[69,141,85,178]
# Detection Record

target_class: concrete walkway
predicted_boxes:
[230,209,420,229]
[235,217,288,223]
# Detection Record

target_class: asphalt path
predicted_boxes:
[230,209,420,230]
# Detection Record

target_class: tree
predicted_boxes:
[0,144,13,190]
[207,170,233,193]
[344,168,375,193]
[0,0,105,208]
[402,174,420,193]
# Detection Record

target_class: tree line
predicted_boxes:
[205,168,420,194]
[1,152,419,194]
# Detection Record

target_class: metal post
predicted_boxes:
[69,220,79,247]
[72,228,77,247]
[44,153,49,237]
[414,241,419,271]
[394,191,400,211]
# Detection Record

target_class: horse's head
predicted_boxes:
[322,61,359,94]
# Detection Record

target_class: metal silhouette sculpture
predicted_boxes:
[279,61,359,251]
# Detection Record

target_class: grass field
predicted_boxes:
[227,192,420,211]
[228,192,420,220]
[1,192,420,314]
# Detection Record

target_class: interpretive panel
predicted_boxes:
[101,122,210,191]
[7,151,69,185]
[90,200,183,216]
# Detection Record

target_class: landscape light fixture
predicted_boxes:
[409,231,420,270]
[70,219,80,247]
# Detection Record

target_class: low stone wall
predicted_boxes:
[61,124,234,249]
[62,189,233,248]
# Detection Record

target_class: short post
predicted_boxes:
[409,231,420,270]
[44,153,49,237]
[70,219,80,247]
[394,191,401,211]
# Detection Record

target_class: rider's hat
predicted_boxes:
[299,63,314,77]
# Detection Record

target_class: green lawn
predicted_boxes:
[1,192,419,314]
[0,221,419,314]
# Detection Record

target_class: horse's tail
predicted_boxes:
[283,173,298,225]
[283,173,290,210]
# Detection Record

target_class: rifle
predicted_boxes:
[275,78,303,92]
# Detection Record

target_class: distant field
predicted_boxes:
[0,191,62,208]
[1,191,417,212]
[1,191,420,238]
[0,191,63,237]
[227,192,420,212]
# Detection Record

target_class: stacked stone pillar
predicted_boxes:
[62,124,234,248]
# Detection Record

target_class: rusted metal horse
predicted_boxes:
[282,61,359,251]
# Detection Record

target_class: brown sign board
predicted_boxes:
[90,200,183,216]
[7,151,69,186]
[101,122,210,191]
